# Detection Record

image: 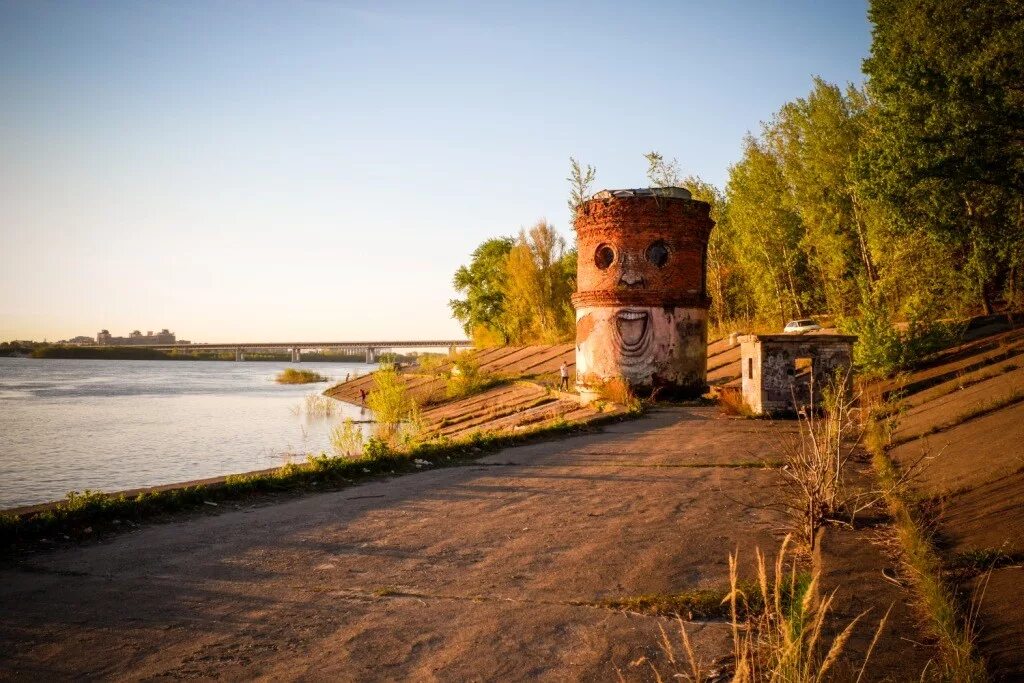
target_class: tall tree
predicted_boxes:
[449,237,515,344]
[862,0,1024,313]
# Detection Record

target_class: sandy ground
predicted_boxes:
[1,408,944,681]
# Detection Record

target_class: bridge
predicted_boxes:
[81,340,472,363]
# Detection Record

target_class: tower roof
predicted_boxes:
[590,187,692,201]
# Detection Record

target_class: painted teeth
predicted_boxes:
[617,311,646,320]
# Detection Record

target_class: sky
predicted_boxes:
[0,0,871,343]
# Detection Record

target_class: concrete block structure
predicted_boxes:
[739,334,857,415]
[572,187,714,401]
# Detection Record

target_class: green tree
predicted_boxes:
[449,237,515,344]
[503,221,576,344]
[862,0,1024,313]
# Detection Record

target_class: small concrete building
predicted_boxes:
[739,334,856,416]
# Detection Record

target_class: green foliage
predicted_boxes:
[845,292,962,375]
[275,368,328,384]
[566,156,596,220]
[366,367,420,446]
[449,237,515,343]
[445,355,495,399]
[329,419,364,457]
[862,0,1024,314]
[450,222,575,346]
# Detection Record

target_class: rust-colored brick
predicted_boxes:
[572,188,714,400]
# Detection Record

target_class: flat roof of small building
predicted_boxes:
[738,333,858,344]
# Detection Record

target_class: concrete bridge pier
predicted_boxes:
[290,347,301,363]
[365,347,376,364]
[235,348,245,362]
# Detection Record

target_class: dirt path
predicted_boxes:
[0,408,921,681]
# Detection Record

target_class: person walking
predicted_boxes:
[559,361,570,392]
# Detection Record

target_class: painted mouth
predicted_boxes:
[616,310,649,351]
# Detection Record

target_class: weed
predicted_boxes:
[445,356,497,400]
[622,535,889,682]
[868,418,988,681]
[777,371,868,550]
[718,388,754,417]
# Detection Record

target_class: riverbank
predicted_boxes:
[0,411,635,552]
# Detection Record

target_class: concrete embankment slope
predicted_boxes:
[0,408,936,680]
[885,324,1024,678]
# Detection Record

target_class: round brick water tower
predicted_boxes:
[572,187,714,401]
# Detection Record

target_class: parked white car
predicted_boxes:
[783,319,822,334]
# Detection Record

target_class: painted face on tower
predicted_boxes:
[592,239,672,356]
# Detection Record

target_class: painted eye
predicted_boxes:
[594,244,614,270]
[645,240,669,267]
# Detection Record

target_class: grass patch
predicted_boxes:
[946,546,1024,576]
[275,368,328,384]
[868,417,988,681]
[599,580,778,621]
[0,409,640,554]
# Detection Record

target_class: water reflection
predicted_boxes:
[0,357,376,509]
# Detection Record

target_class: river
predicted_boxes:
[0,357,375,510]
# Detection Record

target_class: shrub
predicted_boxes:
[329,419,364,457]
[844,295,962,376]
[366,368,421,445]
[275,368,328,384]
[445,356,494,399]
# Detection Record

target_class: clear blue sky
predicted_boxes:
[0,0,870,343]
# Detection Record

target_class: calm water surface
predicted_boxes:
[0,357,375,509]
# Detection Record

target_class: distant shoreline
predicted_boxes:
[1,345,408,363]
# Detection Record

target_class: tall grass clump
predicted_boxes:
[777,371,867,550]
[366,366,421,447]
[276,368,328,384]
[302,393,337,418]
[625,535,889,682]
[330,419,364,457]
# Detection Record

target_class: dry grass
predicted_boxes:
[777,372,867,550]
[622,535,889,682]
[598,377,641,412]
[302,393,337,418]
[718,388,754,417]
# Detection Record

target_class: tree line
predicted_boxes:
[450,0,1023,369]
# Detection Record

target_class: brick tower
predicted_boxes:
[572,187,714,401]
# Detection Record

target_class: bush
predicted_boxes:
[845,295,962,376]
[445,356,494,399]
[329,419,364,457]
[366,368,421,445]
[275,368,328,384]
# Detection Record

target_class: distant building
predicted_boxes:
[65,335,96,345]
[96,328,178,345]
